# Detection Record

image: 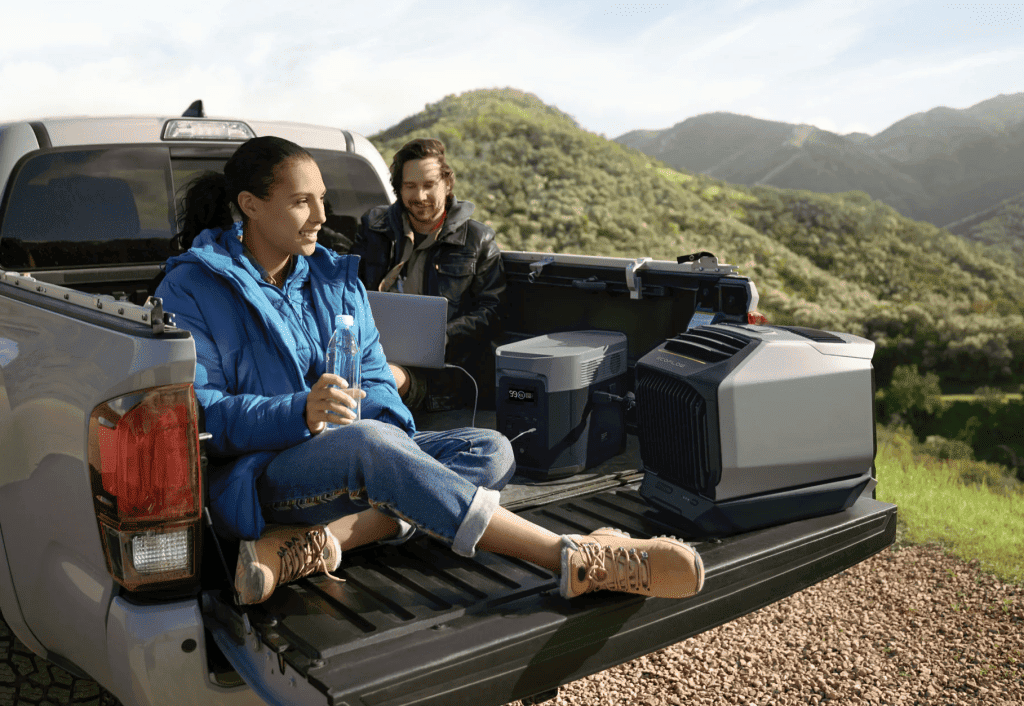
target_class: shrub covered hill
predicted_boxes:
[946,192,1024,267]
[370,88,1024,389]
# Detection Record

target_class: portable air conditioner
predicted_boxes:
[637,323,877,536]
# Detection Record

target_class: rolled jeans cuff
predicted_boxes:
[451,486,500,557]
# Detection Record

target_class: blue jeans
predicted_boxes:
[257,421,516,557]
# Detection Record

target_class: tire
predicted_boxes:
[0,615,123,706]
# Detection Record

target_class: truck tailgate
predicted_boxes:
[203,488,897,706]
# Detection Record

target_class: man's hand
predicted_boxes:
[389,363,411,398]
[305,373,366,434]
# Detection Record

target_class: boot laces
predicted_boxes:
[578,541,651,593]
[277,528,343,586]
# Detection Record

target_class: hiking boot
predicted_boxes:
[560,527,704,600]
[235,524,343,605]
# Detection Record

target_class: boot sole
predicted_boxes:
[235,539,271,605]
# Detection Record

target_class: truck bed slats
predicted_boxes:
[204,488,896,706]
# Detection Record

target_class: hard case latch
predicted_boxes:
[527,256,556,283]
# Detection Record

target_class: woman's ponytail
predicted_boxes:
[175,171,235,250]
[174,136,314,251]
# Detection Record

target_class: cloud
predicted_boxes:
[0,21,109,58]
[889,49,1024,82]
[0,57,250,120]
[546,0,885,134]
[1,0,1022,141]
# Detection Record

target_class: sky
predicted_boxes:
[1,0,1023,139]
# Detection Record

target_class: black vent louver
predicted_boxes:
[775,325,846,343]
[636,371,717,495]
[664,326,752,364]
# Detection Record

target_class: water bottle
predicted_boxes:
[325,314,360,429]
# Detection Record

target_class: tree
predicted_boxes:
[875,364,949,427]
[973,385,1005,415]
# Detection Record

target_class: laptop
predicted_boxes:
[366,290,448,369]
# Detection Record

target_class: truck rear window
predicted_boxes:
[0,146,388,271]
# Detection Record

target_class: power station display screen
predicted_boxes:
[506,387,537,405]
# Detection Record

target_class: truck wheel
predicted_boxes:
[0,615,123,705]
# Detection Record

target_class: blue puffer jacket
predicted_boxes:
[155,222,415,540]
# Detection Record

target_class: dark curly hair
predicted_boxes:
[389,138,455,204]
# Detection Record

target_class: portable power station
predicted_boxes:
[496,331,628,480]
[636,323,877,536]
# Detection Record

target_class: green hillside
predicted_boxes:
[948,193,1024,267]
[370,88,1024,388]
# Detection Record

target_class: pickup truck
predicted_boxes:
[0,109,897,706]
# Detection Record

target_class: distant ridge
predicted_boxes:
[614,93,1024,229]
[946,192,1024,264]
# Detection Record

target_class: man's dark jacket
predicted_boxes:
[352,198,506,369]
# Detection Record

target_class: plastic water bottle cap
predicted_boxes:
[340,314,355,327]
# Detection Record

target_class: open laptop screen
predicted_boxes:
[365,291,448,369]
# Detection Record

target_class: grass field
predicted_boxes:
[875,426,1024,585]
[940,393,1023,403]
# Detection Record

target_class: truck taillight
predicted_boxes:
[89,384,202,591]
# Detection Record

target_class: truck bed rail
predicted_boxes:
[0,268,172,334]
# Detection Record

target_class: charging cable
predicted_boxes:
[444,363,479,427]
[593,390,636,416]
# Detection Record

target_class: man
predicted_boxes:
[352,138,506,411]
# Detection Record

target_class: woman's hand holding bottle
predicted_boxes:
[305,373,366,434]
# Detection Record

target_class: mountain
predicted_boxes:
[614,93,1024,228]
[617,113,927,217]
[370,88,1024,388]
[947,192,1024,265]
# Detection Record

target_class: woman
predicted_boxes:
[156,136,704,605]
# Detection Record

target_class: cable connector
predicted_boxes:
[508,427,537,443]
[593,390,635,412]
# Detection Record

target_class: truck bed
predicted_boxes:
[203,410,897,706]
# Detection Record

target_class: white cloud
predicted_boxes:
[0,21,109,57]
[0,56,250,122]
[889,49,1024,83]
[1,0,1022,141]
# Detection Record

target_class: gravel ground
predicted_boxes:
[511,544,1024,706]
